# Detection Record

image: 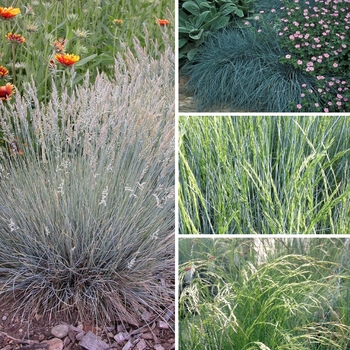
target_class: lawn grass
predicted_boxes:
[179,116,350,234]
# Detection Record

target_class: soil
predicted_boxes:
[178,74,255,113]
[0,297,175,350]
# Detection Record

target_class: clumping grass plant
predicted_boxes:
[0,33,174,327]
[181,0,350,112]
[179,116,350,234]
[181,22,317,112]
[179,238,350,350]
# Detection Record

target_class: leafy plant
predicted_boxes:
[179,0,254,63]
[0,33,175,327]
[181,0,350,112]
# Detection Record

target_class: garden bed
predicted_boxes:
[179,0,350,112]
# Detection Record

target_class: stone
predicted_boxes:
[121,340,134,350]
[43,338,63,350]
[154,345,165,350]
[114,332,130,344]
[51,324,69,338]
[158,321,169,329]
[136,339,147,350]
[76,331,85,341]
[79,331,109,350]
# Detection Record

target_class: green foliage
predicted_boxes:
[181,22,318,112]
[179,238,350,350]
[179,116,350,234]
[0,0,174,104]
[0,35,175,326]
[181,0,350,112]
[179,0,254,63]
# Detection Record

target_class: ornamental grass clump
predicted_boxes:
[179,116,350,234]
[181,22,317,112]
[0,35,175,327]
[179,238,350,350]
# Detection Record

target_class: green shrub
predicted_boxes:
[278,0,350,112]
[0,33,174,327]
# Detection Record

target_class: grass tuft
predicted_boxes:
[179,116,350,234]
[182,23,319,112]
[0,32,174,327]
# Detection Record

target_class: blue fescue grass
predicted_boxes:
[0,32,174,327]
[182,22,318,112]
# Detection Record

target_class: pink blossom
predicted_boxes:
[324,108,329,112]
[297,60,303,65]
[285,54,291,59]
[333,62,339,67]
[296,104,302,109]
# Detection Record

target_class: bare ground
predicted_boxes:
[0,286,175,350]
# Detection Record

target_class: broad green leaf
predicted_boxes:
[189,28,204,40]
[209,16,230,30]
[179,38,188,48]
[182,1,201,15]
[187,47,201,61]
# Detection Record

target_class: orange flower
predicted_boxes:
[0,83,14,101]
[0,7,20,20]
[6,32,25,44]
[55,53,80,67]
[0,66,9,78]
[157,19,169,26]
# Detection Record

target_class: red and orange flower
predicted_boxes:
[55,53,80,67]
[6,32,25,44]
[0,66,9,78]
[157,19,169,26]
[0,7,20,20]
[0,83,14,101]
